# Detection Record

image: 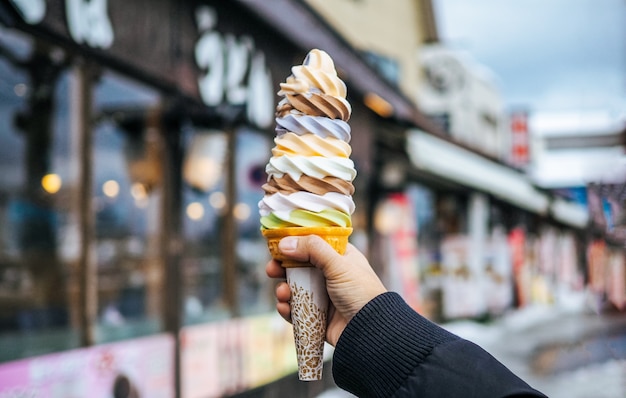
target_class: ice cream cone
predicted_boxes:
[262,227,352,268]
[262,226,352,380]
[260,49,356,381]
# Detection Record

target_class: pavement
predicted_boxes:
[445,293,626,398]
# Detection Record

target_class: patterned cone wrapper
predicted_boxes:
[262,227,352,380]
[287,266,328,380]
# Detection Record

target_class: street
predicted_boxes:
[447,293,626,398]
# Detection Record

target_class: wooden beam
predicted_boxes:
[72,60,96,347]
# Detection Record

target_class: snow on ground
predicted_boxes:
[535,359,626,398]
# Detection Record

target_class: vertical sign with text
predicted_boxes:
[509,110,530,168]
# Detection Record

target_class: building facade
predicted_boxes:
[0,0,623,397]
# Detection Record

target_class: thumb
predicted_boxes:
[278,235,342,273]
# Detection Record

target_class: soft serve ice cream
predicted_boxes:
[259,49,356,230]
[259,49,355,381]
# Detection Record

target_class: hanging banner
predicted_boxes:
[509,110,530,168]
[440,235,485,319]
[587,240,607,295]
[377,193,421,312]
[509,227,529,307]
[608,251,626,310]
[587,185,607,230]
[485,226,513,315]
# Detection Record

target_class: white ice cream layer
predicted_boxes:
[258,191,355,216]
[265,156,356,182]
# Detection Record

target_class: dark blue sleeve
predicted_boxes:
[332,292,547,398]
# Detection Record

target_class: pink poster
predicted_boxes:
[0,334,175,398]
[587,240,607,294]
[608,251,626,310]
[179,319,247,398]
[383,193,421,312]
[508,228,529,307]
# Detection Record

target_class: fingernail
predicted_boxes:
[279,237,297,253]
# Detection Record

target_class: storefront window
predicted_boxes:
[92,71,163,342]
[0,30,77,360]
[181,126,272,324]
[234,128,273,316]
[181,127,230,323]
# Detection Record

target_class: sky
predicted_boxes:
[433,0,626,188]
[434,0,626,118]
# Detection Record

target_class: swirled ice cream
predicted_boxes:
[260,49,355,381]
[259,49,356,229]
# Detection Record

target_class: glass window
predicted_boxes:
[235,128,273,316]
[92,71,164,343]
[0,29,78,361]
[181,127,230,324]
[181,126,272,324]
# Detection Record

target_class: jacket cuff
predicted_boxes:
[332,292,459,398]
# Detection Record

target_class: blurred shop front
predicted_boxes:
[1,0,619,396]
[372,124,591,324]
[360,44,603,325]
[585,183,626,312]
[0,0,398,396]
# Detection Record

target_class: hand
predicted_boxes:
[265,235,387,346]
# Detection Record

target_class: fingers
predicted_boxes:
[276,301,291,323]
[265,259,286,279]
[275,281,291,323]
[275,281,291,302]
[278,235,342,273]
[267,259,291,322]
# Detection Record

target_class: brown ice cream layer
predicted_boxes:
[275,93,351,121]
[263,174,355,196]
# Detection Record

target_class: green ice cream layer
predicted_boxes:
[260,209,352,229]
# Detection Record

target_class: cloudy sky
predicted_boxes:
[434,0,626,117]
[434,0,626,188]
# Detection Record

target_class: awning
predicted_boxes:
[551,198,589,229]
[407,129,551,214]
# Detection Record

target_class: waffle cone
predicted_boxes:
[262,227,351,379]
[262,227,353,268]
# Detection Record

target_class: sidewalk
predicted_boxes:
[445,293,626,398]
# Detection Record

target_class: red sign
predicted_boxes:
[510,111,529,168]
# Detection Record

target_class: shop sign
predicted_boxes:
[9,0,114,48]
[8,1,274,129]
[510,110,530,168]
[65,0,114,48]
[194,6,273,128]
